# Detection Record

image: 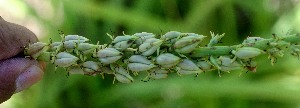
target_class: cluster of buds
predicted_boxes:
[24,31,300,83]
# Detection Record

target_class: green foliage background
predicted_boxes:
[9,0,300,107]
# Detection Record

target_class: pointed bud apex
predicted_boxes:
[156,53,181,68]
[54,52,79,67]
[174,34,205,53]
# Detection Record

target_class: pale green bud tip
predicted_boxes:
[128,55,155,72]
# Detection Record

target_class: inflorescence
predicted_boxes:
[24,31,300,83]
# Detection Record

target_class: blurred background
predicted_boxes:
[2,0,300,107]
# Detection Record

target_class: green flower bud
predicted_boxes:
[68,66,84,74]
[156,53,181,68]
[114,66,134,83]
[77,43,97,54]
[64,35,89,42]
[174,34,206,53]
[232,47,264,59]
[242,37,264,46]
[218,56,242,71]
[63,40,86,49]
[128,63,156,72]
[54,52,79,67]
[161,31,181,45]
[82,61,100,72]
[112,35,137,50]
[176,59,203,75]
[149,68,168,79]
[49,42,62,51]
[127,55,155,72]
[196,60,214,71]
[24,42,47,59]
[97,48,122,64]
[139,38,163,56]
[133,32,155,45]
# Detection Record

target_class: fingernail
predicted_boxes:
[15,65,43,93]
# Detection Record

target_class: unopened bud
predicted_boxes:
[232,47,264,59]
[128,55,155,72]
[196,60,214,71]
[112,35,137,50]
[149,68,168,79]
[174,34,206,53]
[97,48,122,64]
[133,32,155,45]
[139,38,163,56]
[64,35,89,42]
[156,53,181,68]
[114,66,134,83]
[161,31,181,45]
[25,42,47,59]
[218,56,242,71]
[176,59,203,75]
[77,43,97,54]
[54,52,79,67]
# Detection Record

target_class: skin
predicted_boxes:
[0,16,44,103]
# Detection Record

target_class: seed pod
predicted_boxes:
[64,35,89,42]
[156,53,181,68]
[97,48,122,64]
[77,43,97,54]
[196,60,214,71]
[127,55,155,72]
[149,68,168,79]
[232,47,264,59]
[112,35,137,50]
[114,66,134,83]
[54,52,79,67]
[176,59,203,75]
[139,38,163,56]
[133,32,155,45]
[82,61,100,72]
[161,31,181,45]
[24,42,47,59]
[174,34,205,53]
[218,56,242,71]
